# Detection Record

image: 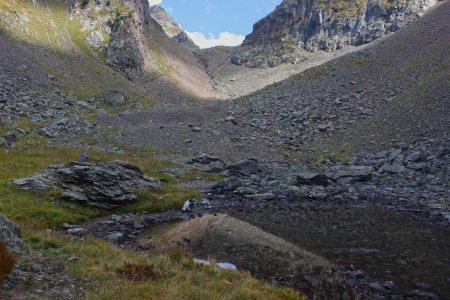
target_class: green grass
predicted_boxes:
[0,140,305,298]
[0,142,190,227]
[0,187,103,230]
[180,169,224,182]
[18,232,305,299]
[120,186,201,213]
[307,145,351,166]
[0,1,308,297]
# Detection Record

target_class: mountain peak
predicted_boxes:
[149,5,198,50]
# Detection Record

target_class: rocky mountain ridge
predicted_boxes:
[0,1,449,299]
[70,0,219,99]
[232,0,439,67]
[148,5,198,50]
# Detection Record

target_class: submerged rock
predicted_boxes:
[13,160,160,209]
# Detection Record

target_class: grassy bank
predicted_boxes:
[0,140,304,299]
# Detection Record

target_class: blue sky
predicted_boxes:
[148,0,282,48]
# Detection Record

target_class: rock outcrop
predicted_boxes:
[232,0,438,67]
[71,0,158,79]
[149,5,198,50]
[0,214,23,254]
[13,159,160,209]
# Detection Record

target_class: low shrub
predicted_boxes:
[116,263,162,282]
[0,241,16,283]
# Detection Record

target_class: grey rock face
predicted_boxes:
[105,16,147,79]
[232,0,437,67]
[0,214,23,254]
[72,0,154,79]
[13,160,160,209]
[148,5,183,38]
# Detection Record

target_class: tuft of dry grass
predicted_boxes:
[116,262,163,282]
[22,232,306,300]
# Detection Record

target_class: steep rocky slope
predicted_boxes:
[99,0,449,161]
[0,0,218,114]
[1,1,449,299]
[70,0,217,101]
[232,0,439,67]
[149,5,198,50]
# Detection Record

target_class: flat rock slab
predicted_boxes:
[325,166,374,182]
[13,160,160,209]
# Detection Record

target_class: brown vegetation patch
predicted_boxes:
[116,262,163,282]
[0,241,16,283]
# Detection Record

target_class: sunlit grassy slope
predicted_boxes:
[0,140,305,299]
[0,0,154,110]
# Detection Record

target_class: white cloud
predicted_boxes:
[148,0,163,5]
[187,31,245,49]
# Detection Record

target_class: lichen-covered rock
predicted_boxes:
[13,160,160,209]
[232,0,438,67]
[0,214,22,254]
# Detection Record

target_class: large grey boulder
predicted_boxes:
[0,214,22,254]
[13,160,160,209]
[190,153,222,165]
[325,166,374,183]
[296,171,329,186]
[226,159,261,176]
